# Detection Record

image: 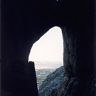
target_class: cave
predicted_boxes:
[28,26,63,89]
[1,0,96,96]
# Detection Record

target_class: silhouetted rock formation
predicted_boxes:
[2,61,38,96]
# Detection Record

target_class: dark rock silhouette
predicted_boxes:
[1,0,96,96]
[2,61,38,96]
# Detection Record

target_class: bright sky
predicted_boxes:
[28,26,63,69]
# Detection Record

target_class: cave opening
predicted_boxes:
[28,26,64,89]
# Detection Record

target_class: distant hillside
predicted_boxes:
[36,69,55,89]
[38,66,64,96]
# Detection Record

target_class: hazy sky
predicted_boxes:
[28,26,63,69]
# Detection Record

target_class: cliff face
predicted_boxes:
[38,66,80,96]
[39,66,96,96]
[39,66,64,96]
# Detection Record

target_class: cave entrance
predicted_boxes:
[28,26,64,89]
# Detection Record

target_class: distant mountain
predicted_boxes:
[34,61,63,69]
